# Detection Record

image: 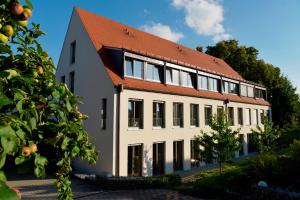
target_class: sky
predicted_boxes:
[29,0,300,93]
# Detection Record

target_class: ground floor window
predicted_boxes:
[247,134,257,153]
[239,134,244,156]
[190,140,200,168]
[173,140,184,171]
[128,144,143,176]
[153,142,165,176]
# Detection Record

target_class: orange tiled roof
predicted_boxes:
[75,8,270,106]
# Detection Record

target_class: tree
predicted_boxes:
[194,114,240,174]
[204,40,300,127]
[251,117,279,152]
[196,46,204,53]
[0,1,97,199]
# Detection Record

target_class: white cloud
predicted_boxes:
[141,23,184,43]
[172,0,232,42]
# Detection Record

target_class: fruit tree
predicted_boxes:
[0,1,98,199]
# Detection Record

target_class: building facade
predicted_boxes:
[56,8,271,177]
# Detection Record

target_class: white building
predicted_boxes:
[56,8,271,177]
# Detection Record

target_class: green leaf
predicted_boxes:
[1,136,18,154]
[34,155,47,166]
[15,128,26,141]
[29,117,36,130]
[0,125,15,138]
[0,44,11,54]
[52,90,60,99]
[61,137,70,150]
[15,156,25,165]
[4,70,19,80]
[66,100,72,112]
[0,171,7,182]
[71,146,80,157]
[0,94,11,109]
[0,181,20,200]
[16,100,23,113]
[0,152,6,169]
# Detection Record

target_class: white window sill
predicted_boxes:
[127,127,142,131]
[152,127,164,130]
[172,126,183,129]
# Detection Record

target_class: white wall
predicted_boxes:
[118,89,270,176]
[56,10,117,176]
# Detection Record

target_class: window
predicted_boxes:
[128,144,143,176]
[153,142,165,175]
[61,75,65,84]
[230,83,238,94]
[248,87,254,97]
[198,75,208,90]
[241,85,247,96]
[253,109,258,125]
[190,104,199,127]
[125,59,133,77]
[173,140,184,171]
[228,107,234,126]
[191,140,200,167]
[70,41,76,64]
[133,60,143,78]
[147,63,162,82]
[245,108,251,125]
[166,68,179,85]
[69,71,75,93]
[180,71,194,88]
[128,99,143,129]
[101,99,107,130]
[260,110,265,124]
[125,58,144,79]
[239,134,244,156]
[217,106,224,118]
[255,89,266,99]
[204,105,212,125]
[173,103,183,127]
[153,101,165,128]
[238,108,243,125]
[209,78,218,91]
[222,81,229,93]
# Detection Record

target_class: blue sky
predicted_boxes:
[30,0,300,93]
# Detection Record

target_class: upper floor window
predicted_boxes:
[128,99,143,129]
[125,58,143,79]
[241,85,247,96]
[217,106,224,118]
[245,108,251,125]
[69,71,75,93]
[173,103,183,127]
[228,107,234,126]
[255,88,266,99]
[238,108,243,125]
[166,68,179,85]
[198,75,208,90]
[153,101,165,128]
[190,104,199,127]
[248,87,254,97]
[209,78,218,91]
[204,105,212,125]
[222,81,238,94]
[147,63,163,82]
[253,109,258,125]
[180,71,194,88]
[70,41,76,64]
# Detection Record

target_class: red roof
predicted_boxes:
[75,8,270,106]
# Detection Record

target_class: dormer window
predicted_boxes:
[124,58,144,79]
[222,81,238,95]
[166,68,179,85]
[146,63,163,83]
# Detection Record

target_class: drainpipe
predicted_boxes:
[115,84,123,176]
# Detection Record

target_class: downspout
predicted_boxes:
[115,84,123,176]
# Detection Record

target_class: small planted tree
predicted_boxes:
[0,1,97,199]
[194,114,240,174]
[251,116,279,152]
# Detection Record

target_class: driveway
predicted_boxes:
[7,175,203,200]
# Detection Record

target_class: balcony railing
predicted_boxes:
[128,117,143,128]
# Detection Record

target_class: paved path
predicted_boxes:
[7,175,202,200]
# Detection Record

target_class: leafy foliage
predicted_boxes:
[0,1,97,199]
[204,40,300,128]
[194,114,240,174]
[251,117,279,152]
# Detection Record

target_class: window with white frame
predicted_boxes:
[147,63,162,82]
[248,87,254,97]
[166,68,180,85]
[245,108,251,125]
[241,85,247,96]
[173,103,183,127]
[153,101,165,128]
[190,104,199,127]
[253,109,258,125]
[128,99,143,129]
[125,58,144,79]
[198,75,208,90]
[208,78,218,91]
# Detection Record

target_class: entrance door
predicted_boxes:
[173,140,184,171]
[153,142,165,175]
[128,144,143,176]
